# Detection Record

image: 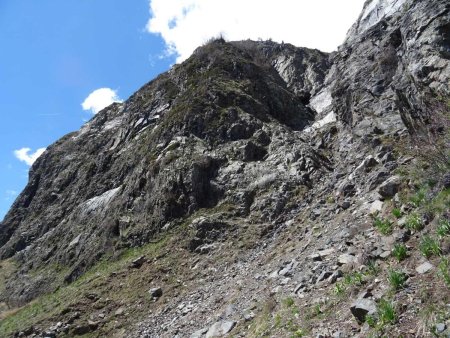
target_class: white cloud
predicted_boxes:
[14,147,46,166]
[81,88,122,114]
[6,190,18,197]
[147,0,366,62]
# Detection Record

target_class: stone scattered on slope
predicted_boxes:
[350,299,377,323]
[149,287,163,298]
[338,254,357,265]
[416,262,433,274]
[130,256,146,269]
[205,320,236,337]
[191,328,208,338]
[369,200,384,214]
[378,176,401,199]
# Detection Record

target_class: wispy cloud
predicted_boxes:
[147,0,365,62]
[14,147,46,166]
[5,190,18,197]
[5,190,18,201]
[81,88,122,114]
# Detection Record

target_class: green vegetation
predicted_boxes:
[378,299,397,325]
[387,269,407,291]
[419,235,441,258]
[366,260,381,276]
[248,296,308,338]
[410,188,427,208]
[364,299,397,332]
[333,282,345,295]
[436,219,450,238]
[283,297,295,308]
[438,258,450,287]
[333,270,367,296]
[392,243,408,262]
[392,208,402,219]
[405,213,424,231]
[374,217,394,235]
[312,304,322,316]
[344,271,364,286]
[365,314,377,328]
[0,235,170,337]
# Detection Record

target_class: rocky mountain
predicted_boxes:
[0,0,449,337]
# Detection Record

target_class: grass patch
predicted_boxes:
[333,271,368,296]
[365,314,377,328]
[438,257,450,287]
[0,236,170,337]
[378,299,397,325]
[410,188,427,208]
[405,213,424,231]
[283,297,295,308]
[392,243,408,262]
[364,299,398,332]
[374,217,394,235]
[419,236,441,258]
[366,260,381,276]
[425,187,450,215]
[392,208,402,219]
[436,219,450,238]
[387,269,407,291]
[333,282,346,296]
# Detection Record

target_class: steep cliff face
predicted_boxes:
[0,0,449,337]
[0,40,332,306]
[330,0,449,132]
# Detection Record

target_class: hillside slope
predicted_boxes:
[0,0,449,337]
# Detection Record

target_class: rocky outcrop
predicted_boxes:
[329,0,449,132]
[0,0,448,336]
[0,38,333,306]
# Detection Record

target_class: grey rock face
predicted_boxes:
[0,39,332,306]
[0,3,448,333]
[329,0,449,132]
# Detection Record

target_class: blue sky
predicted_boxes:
[0,0,175,219]
[0,0,365,220]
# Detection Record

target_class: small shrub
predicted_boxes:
[392,208,402,219]
[410,188,427,208]
[352,272,364,285]
[419,236,441,258]
[343,272,365,286]
[438,257,450,287]
[274,313,282,328]
[366,260,381,276]
[313,304,322,316]
[283,297,295,308]
[374,217,394,235]
[392,243,408,262]
[387,269,407,290]
[365,314,377,328]
[378,299,397,325]
[436,219,450,238]
[405,213,424,231]
[334,282,345,295]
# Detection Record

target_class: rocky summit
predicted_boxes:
[0,0,449,337]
